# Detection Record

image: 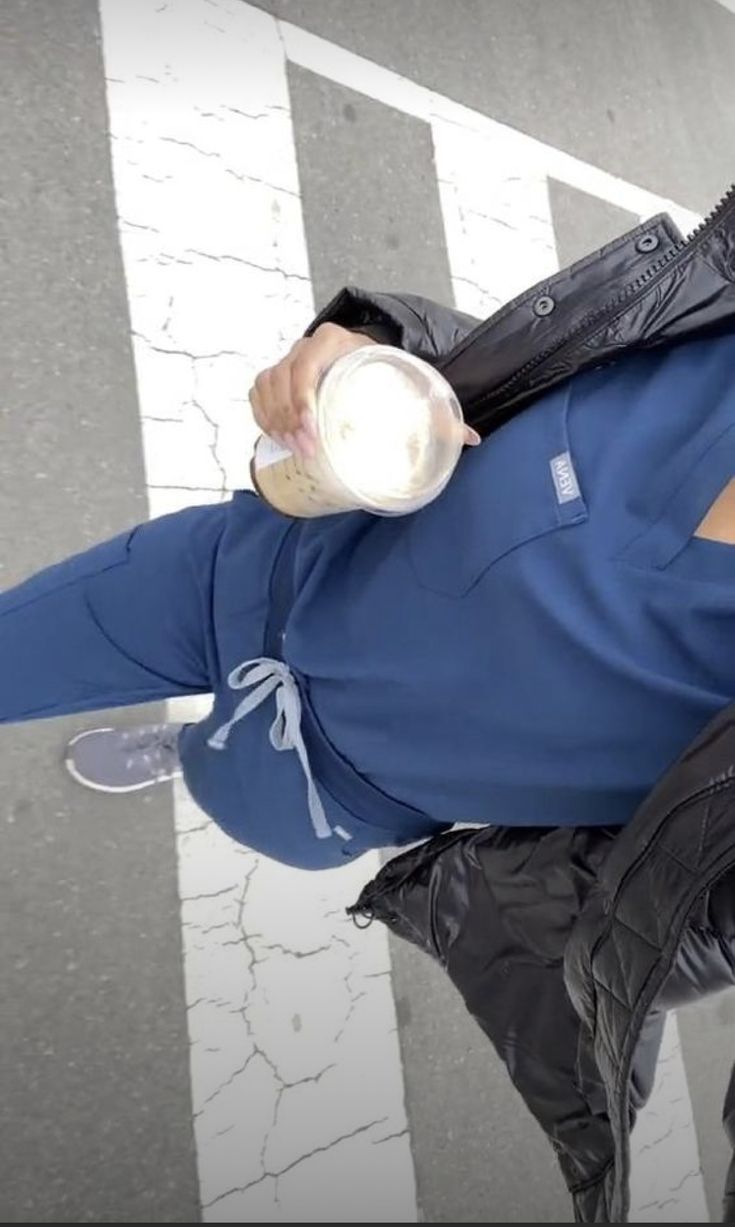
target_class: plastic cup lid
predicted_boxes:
[317,346,465,511]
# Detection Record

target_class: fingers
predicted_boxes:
[248,337,320,451]
[289,346,322,458]
[249,360,299,448]
[248,325,353,456]
[290,325,351,450]
[269,357,299,449]
[248,324,381,458]
[248,378,269,435]
[289,329,331,416]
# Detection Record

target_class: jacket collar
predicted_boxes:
[443,185,735,439]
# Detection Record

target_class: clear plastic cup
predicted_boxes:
[250,344,466,518]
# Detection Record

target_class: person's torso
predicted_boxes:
[286,331,735,828]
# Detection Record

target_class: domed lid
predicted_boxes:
[316,345,465,514]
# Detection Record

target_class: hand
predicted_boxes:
[249,323,380,459]
[248,322,481,458]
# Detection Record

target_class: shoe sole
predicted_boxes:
[64,727,183,794]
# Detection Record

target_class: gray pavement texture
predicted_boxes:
[1,0,735,1222]
[678,989,735,1222]
[0,2,200,1222]
[253,0,735,216]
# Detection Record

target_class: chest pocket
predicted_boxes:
[405,385,588,598]
[615,422,735,582]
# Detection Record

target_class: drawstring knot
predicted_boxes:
[208,657,333,841]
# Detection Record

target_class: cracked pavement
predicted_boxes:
[92,0,730,1220]
[101,2,417,1218]
[3,0,733,1220]
[174,774,412,1220]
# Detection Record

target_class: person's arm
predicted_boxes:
[304,285,481,366]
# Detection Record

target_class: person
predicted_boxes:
[2,191,735,882]
[341,192,735,1224]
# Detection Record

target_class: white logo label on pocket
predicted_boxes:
[550,451,581,504]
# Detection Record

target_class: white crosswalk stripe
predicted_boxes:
[100,1,414,1220]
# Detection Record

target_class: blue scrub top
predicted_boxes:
[282,330,735,829]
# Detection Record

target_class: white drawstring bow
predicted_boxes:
[207,657,333,840]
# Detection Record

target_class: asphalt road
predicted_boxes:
[1,1,734,1222]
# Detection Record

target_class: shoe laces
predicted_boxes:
[120,724,182,776]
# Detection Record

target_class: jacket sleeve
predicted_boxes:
[303,285,481,364]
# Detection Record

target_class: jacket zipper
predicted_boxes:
[481,182,735,410]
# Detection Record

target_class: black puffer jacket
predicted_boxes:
[305,186,735,1222]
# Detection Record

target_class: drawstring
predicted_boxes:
[207,657,333,841]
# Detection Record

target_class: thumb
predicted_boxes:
[463,425,482,447]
